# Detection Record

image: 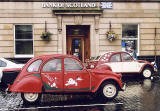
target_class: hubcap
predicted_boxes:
[143,69,151,78]
[24,93,39,102]
[103,84,116,98]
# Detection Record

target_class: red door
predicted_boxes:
[41,58,63,92]
[63,58,91,92]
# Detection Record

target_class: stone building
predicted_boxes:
[0,0,160,67]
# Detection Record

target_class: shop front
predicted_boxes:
[0,1,159,67]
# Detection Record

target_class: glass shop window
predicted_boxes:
[15,25,33,57]
[121,24,138,55]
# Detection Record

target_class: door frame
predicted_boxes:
[66,25,90,62]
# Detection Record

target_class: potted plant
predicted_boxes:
[41,31,52,40]
[106,30,118,42]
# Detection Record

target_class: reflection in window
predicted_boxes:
[110,54,121,62]
[27,60,42,72]
[0,60,7,67]
[121,53,132,61]
[42,59,62,72]
[15,25,33,56]
[64,58,83,71]
[122,24,138,54]
[122,24,138,38]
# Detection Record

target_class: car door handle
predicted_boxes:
[76,76,80,78]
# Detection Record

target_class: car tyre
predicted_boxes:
[100,81,118,100]
[21,93,41,105]
[142,67,153,78]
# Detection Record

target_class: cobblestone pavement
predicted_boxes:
[0,74,160,111]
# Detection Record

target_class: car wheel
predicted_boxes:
[142,67,152,78]
[21,93,41,104]
[100,81,118,100]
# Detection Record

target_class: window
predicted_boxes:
[0,60,7,67]
[64,58,83,71]
[121,53,132,62]
[122,24,139,55]
[42,59,62,72]
[15,25,33,57]
[110,54,121,62]
[27,60,42,72]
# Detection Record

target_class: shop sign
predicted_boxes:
[42,2,112,9]
[100,2,112,9]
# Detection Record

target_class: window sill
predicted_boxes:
[14,55,34,58]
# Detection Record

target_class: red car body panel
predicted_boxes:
[10,73,43,93]
[136,60,154,73]
[90,69,122,92]
[8,54,123,94]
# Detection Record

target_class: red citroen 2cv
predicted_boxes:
[8,54,125,104]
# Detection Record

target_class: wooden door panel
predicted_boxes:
[84,36,90,61]
[67,37,72,55]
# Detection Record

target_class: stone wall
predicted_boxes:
[0,2,159,58]
[99,2,160,56]
[0,2,58,58]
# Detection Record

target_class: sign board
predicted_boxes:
[42,2,113,9]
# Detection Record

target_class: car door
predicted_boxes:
[105,53,122,73]
[64,57,90,92]
[121,52,139,73]
[41,58,63,92]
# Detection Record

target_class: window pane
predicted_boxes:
[15,41,33,54]
[15,25,32,39]
[69,28,85,35]
[27,60,42,72]
[122,40,137,53]
[64,58,83,71]
[15,25,33,55]
[110,54,121,62]
[122,24,138,38]
[122,24,138,55]
[122,53,132,61]
[42,59,62,72]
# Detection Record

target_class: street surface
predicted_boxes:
[0,75,160,111]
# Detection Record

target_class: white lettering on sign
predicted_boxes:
[42,3,64,8]
[65,3,96,8]
[42,2,97,8]
[42,2,112,9]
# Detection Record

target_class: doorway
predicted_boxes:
[66,25,90,62]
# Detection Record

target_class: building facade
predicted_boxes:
[0,0,160,66]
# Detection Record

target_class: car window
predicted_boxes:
[42,59,62,72]
[27,60,42,72]
[0,60,7,67]
[64,58,83,71]
[122,53,132,61]
[110,54,121,62]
